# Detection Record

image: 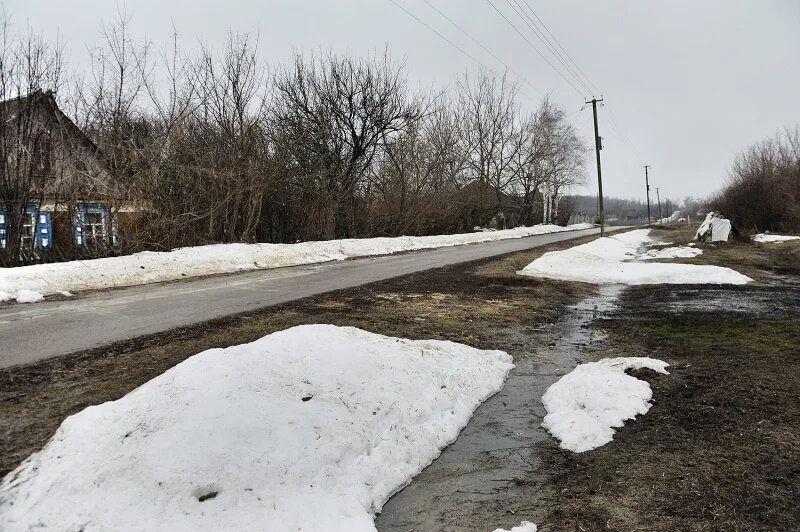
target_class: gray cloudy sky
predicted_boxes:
[7,0,800,201]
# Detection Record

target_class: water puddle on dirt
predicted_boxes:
[375,285,624,531]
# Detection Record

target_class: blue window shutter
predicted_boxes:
[0,209,6,249]
[37,211,52,250]
[73,207,86,246]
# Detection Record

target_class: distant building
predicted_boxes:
[0,90,141,254]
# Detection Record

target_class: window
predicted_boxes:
[74,205,116,248]
[21,212,36,250]
[84,211,107,245]
[33,137,52,174]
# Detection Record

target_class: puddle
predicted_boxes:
[375,285,623,531]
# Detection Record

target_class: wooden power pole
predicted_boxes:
[644,165,652,227]
[587,98,605,236]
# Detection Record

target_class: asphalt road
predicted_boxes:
[0,227,617,368]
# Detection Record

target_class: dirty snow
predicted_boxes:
[0,325,513,531]
[753,233,800,243]
[0,223,594,302]
[542,357,669,453]
[638,246,703,260]
[518,229,751,285]
[656,210,681,225]
[493,521,538,532]
[695,212,731,242]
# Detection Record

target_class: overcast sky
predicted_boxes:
[7,0,800,202]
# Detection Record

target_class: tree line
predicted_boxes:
[712,127,800,234]
[1,14,588,256]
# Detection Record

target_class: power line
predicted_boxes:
[520,0,602,96]
[485,0,587,98]
[393,0,649,186]
[387,0,491,73]
[505,0,594,96]
[510,1,648,169]
[420,0,541,96]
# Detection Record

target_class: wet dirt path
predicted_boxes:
[375,285,623,531]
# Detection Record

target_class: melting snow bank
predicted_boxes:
[0,223,594,302]
[753,233,800,243]
[638,246,703,260]
[493,522,538,532]
[0,289,44,304]
[0,325,513,531]
[542,357,669,453]
[518,229,752,285]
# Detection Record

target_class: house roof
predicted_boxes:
[0,90,101,154]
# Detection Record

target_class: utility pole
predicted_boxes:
[587,98,605,236]
[644,165,652,227]
[656,187,663,223]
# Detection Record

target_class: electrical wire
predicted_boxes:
[520,0,602,96]
[505,0,594,96]
[485,0,587,98]
[421,0,541,96]
[387,0,492,72]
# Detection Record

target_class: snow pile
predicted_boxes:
[493,522,538,532]
[0,223,594,301]
[753,233,800,243]
[0,289,44,304]
[0,325,513,531]
[11,289,44,303]
[542,357,669,453]
[518,229,752,285]
[695,212,731,242]
[638,246,703,260]
[656,210,681,225]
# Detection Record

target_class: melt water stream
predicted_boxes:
[375,285,624,531]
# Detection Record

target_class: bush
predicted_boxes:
[712,127,800,235]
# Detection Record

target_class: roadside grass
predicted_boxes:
[541,232,800,531]
[0,233,602,478]
[649,224,800,282]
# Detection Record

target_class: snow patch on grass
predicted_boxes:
[0,223,594,302]
[638,246,703,260]
[0,325,513,531]
[753,233,800,243]
[493,521,538,532]
[518,229,751,285]
[542,357,669,453]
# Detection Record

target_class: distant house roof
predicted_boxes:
[457,180,523,209]
[0,90,121,202]
[0,89,100,154]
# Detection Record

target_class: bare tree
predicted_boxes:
[271,51,421,239]
[714,126,800,234]
[458,70,521,227]
[0,14,65,263]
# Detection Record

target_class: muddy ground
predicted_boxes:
[541,227,800,531]
[1,226,798,531]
